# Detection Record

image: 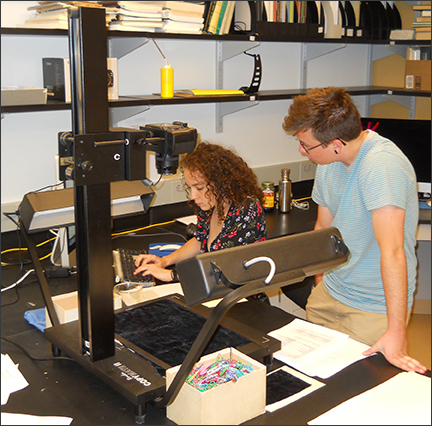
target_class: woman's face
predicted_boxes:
[183,168,216,211]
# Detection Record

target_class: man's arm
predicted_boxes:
[313,205,334,285]
[362,205,427,374]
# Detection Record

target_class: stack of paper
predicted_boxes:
[267,319,371,379]
[156,1,206,34]
[20,2,106,30]
[104,1,166,32]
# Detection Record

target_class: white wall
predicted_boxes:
[1,1,371,231]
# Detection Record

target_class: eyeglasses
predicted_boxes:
[298,138,347,154]
[299,140,325,154]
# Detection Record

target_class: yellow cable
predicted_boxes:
[292,196,312,202]
[111,219,177,237]
[2,220,178,266]
[1,237,57,265]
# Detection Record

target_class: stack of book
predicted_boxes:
[412,3,431,40]
[20,1,105,29]
[102,1,165,32]
[155,1,207,34]
[203,1,236,35]
[20,1,206,34]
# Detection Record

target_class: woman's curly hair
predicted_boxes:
[180,142,263,222]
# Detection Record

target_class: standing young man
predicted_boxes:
[283,87,427,374]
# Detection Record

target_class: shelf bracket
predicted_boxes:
[368,94,416,119]
[108,37,150,59]
[109,105,151,125]
[371,43,407,61]
[219,40,260,62]
[304,43,347,62]
[216,100,258,133]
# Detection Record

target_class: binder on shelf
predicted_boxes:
[359,1,373,40]
[321,1,342,39]
[349,1,362,38]
[342,1,356,39]
[368,1,390,40]
[232,1,263,34]
[256,1,323,39]
[306,1,323,37]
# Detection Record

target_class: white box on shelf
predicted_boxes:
[166,347,266,425]
[1,87,47,106]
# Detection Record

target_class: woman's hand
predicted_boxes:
[134,263,174,282]
[134,254,166,269]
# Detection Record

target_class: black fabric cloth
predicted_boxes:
[115,299,251,369]
[266,369,311,406]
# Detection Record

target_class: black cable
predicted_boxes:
[1,336,75,362]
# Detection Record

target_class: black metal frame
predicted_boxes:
[26,7,351,423]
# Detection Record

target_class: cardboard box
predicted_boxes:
[45,290,122,328]
[405,60,431,91]
[166,347,266,425]
[1,87,47,106]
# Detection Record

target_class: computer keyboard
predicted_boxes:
[113,248,155,287]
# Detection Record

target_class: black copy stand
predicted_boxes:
[33,7,282,423]
[28,7,351,424]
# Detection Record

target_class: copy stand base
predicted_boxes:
[44,321,166,423]
[44,293,281,423]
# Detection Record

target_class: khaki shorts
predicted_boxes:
[306,283,411,346]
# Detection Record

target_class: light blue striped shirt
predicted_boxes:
[312,130,418,314]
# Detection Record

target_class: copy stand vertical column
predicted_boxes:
[68,7,114,361]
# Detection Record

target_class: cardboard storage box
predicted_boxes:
[45,290,122,328]
[1,87,47,106]
[166,347,266,425]
[405,60,431,91]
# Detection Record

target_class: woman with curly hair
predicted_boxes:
[134,142,266,283]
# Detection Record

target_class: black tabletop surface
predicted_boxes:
[2,204,428,425]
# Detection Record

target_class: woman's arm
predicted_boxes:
[134,237,201,282]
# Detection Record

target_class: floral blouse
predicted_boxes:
[195,197,267,253]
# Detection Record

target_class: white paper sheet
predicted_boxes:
[176,215,197,225]
[308,372,431,425]
[268,319,370,378]
[1,354,29,405]
[1,413,72,425]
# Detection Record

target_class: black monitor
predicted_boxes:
[360,117,431,197]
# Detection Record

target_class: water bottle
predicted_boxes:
[278,168,292,213]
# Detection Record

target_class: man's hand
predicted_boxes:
[363,330,427,374]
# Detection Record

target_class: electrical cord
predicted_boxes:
[1,236,56,266]
[1,336,75,362]
[292,196,312,210]
[1,269,35,293]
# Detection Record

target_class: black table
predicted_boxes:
[1,205,419,425]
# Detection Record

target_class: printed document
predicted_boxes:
[268,319,370,378]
